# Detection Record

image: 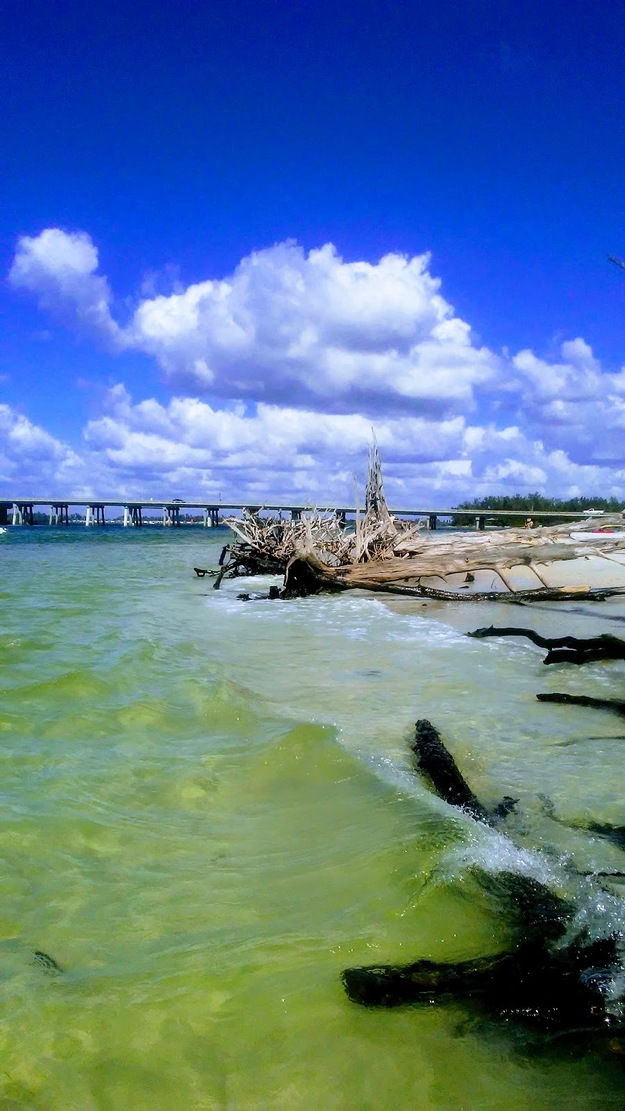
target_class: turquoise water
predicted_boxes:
[0,525,624,1108]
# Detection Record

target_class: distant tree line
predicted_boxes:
[454,493,624,513]
[451,493,624,527]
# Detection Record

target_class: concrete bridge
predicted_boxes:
[0,498,609,530]
[0,498,347,528]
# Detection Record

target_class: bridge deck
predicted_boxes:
[0,497,612,521]
[0,500,614,531]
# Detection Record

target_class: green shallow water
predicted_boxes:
[0,526,624,1109]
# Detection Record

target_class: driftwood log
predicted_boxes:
[537,692,625,716]
[221,450,625,602]
[411,718,492,824]
[342,720,624,1046]
[467,625,625,664]
[342,930,620,1035]
[281,557,624,603]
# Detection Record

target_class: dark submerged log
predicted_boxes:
[342,867,573,1007]
[342,936,621,1033]
[537,692,625,716]
[412,719,491,824]
[467,625,625,665]
[237,586,282,602]
[343,951,511,1009]
[342,721,625,1040]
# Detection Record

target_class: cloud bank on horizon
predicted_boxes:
[5,227,625,503]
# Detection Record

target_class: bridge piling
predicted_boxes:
[122,506,142,526]
[49,504,69,526]
[13,503,34,526]
[85,504,106,526]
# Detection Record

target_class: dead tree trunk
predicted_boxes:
[467,625,625,664]
[342,934,620,1032]
[342,720,623,1044]
[537,692,625,715]
[412,718,491,824]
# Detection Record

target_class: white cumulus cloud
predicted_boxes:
[8,228,625,503]
[511,339,625,464]
[77,385,625,506]
[82,386,471,502]
[9,230,498,417]
[0,405,86,492]
[9,228,122,344]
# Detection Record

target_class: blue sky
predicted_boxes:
[2,0,625,503]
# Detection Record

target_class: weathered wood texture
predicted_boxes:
[220,449,625,600]
[282,556,624,603]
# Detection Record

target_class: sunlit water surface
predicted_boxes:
[0,526,624,1108]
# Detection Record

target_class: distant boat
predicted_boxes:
[0,527,6,535]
